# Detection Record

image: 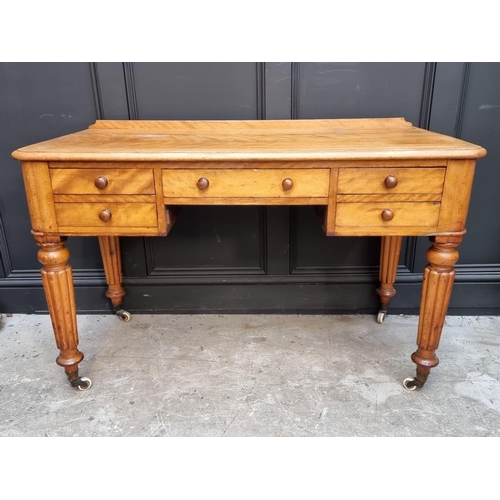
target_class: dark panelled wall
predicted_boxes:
[1,62,499,315]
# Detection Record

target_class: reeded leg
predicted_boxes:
[98,236,130,321]
[35,233,90,390]
[376,236,402,323]
[403,234,461,390]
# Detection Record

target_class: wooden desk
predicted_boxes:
[12,118,487,391]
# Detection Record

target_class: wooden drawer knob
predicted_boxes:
[384,175,398,188]
[197,177,209,190]
[99,209,112,222]
[381,209,394,221]
[94,176,109,189]
[282,178,293,191]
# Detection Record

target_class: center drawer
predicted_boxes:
[162,169,330,199]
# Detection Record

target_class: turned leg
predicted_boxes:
[375,235,402,323]
[98,236,130,321]
[403,234,461,390]
[35,233,91,390]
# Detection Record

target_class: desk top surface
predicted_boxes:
[12,117,487,162]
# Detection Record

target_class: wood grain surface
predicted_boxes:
[12,118,487,162]
[162,168,330,198]
[13,117,487,390]
[337,167,446,194]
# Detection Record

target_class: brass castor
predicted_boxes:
[402,377,424,391]
[71,376,92,391]
[77,377,92,391]
[116,310,131,322]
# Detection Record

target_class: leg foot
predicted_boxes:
[35,233,86,386]
[98,236,127,319]
[410,235,462,388]
[376,236,402,323]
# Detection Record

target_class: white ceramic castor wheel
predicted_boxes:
[403,377,418,391]
[377,310,386,324]
[74,377,92,391]
[116,310,131,322]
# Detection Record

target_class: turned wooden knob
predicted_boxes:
[282,178,293,191]
[99,209,112,222]
[384,175,398,188]
[197,177,209,190]
[381,209,394,221]
[94,176,108,189]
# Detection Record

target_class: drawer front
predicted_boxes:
[336,202,441,228]
[338,167,445,194]
[51,168,155,195]
[162,169,330,198]
[55,203,158,227]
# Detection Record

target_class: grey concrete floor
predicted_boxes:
[0,313,499,437]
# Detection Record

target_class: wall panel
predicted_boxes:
[0,62,499,315]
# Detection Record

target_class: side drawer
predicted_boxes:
[50,168,155,195]
[162,169,330,198]
[336,202,441,228]
[338,167,445,194]
[54,203,158,228]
